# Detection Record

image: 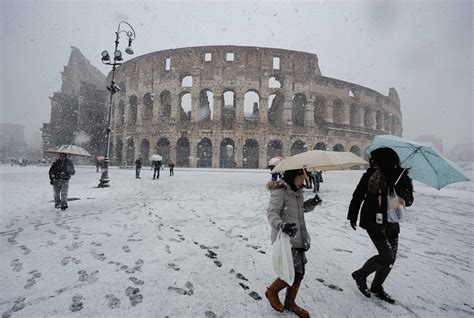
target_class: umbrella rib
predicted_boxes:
[419,150,440,187]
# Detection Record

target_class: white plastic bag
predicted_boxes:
[387,188,406,223]
[272,229,295,285]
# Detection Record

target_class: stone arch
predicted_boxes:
[314,96,327,124]
[350,145,361,156]
[268,93,284,127]
[244,90,260,121]
[129,95,138,125]
[143,93,154,119]
[117,100,125,124]
[160,90,171,117]
[292,94,307,127]
[291,140,307,155]
[243,139,259,168]
[350,104,360,126]
[140,139,150,165]
[333,99,344,124]
[179,92,191,122]
[333,143,344,152]
[267,139,284,160]
[198,89,213,121]
[197,138,213,168]
[220,138,235,168]
[222,90,236,129]
[126,137,135,165]
[269,76,282,88]
[314,142,327,150]
[176,137,190,167]
[156,138,170,165]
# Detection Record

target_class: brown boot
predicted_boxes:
[284,278,310,318]
[265,278,289,312]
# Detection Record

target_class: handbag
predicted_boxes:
[272,229,295,285]
[387,188,406,223]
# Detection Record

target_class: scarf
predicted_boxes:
[367,168,387,194]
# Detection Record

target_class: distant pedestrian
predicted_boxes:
[153,160,162,179]
[169,161,175,176]
[135,157,142,179]
[96,158,101,173]
[49,153,75,210]
[265,168,322,318]
[313,171,323,193]
[348,147,414,304]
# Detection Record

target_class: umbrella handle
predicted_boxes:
[394,168,406,186]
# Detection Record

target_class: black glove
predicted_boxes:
[310,194,322,205]
[281,223,298,237]
[350,220,357,231]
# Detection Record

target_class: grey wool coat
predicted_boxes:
[267,179,318,251]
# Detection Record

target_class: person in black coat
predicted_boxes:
[135,157,142,179]
[347,147,413,303]
[152,160,161,179]
[49,153,75,210]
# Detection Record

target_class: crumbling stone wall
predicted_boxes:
[109,45,402,168]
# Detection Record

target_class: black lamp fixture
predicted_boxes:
[98,21,136,188]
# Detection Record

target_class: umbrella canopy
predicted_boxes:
[366,135,469,189]
[271,150,367,173]
[150,154,163,162]
[96,156,105,161]
[268,155,284,166]
[46,145,92,157]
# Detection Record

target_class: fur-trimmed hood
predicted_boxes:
[266,180,286,190]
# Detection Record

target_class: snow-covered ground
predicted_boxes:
[1,165,473,317]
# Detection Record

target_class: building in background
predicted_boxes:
[416,135,444,155]
[0,123,27,161]
[449,143,474,162]
[42,47,106,158]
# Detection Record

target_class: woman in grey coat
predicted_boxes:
[265,168,322,318]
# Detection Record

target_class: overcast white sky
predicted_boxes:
[1,0,472,151]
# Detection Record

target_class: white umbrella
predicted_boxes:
[150,154,163,162]
[271,150,367,173]
[46,145,92,157]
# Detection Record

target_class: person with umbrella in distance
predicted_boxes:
[153,160,162,179]
[265,168,322,318]
[347,147,414,304]
[49,152,75,210]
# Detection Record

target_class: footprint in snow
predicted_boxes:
[105,294,121,309]
[168,263,180,271]
[10,259,22,272]
[2,297,27,317]
[129,277,144,285]
[70,294,83,312]
[205,311,217,318]
[122,245,131,253]
[19,245,31,255]
[125,286,143,306]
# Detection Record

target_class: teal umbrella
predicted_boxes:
[367,135,469,189]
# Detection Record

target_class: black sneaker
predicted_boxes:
[351,271,371,298]
[371,287,395,304]
[61,205,68,211]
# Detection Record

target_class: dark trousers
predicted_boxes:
[153,168,160,179]
[357,227,399,289]
[170,168,174,176]
[136,168,141,178]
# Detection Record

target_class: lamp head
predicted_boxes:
[101,50,110,62]
[114,50,123,61]
[125,38,134,55]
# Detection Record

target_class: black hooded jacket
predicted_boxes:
[347,166,414,232]
[49,158,75,181]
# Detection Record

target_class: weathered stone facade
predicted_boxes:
[109,45,403,168]
[42,47,106,156]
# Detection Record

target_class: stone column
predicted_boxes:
[283,98,292,127]
[305,97,315,128]
[152,92,159,125]
[235,91,244,123]
[124,99,130,126]
[212,139,220,168]
[170,91,179,123]
[133,135,140,160]
[259,96,268,124]
[191,93,199,122]
[189,138,198,168]
[343,105,350,125]
[213,93,222,126]
[234,138,243,168]
[259,136,268,169]
[170,140,177,165]
[121,139,128,166]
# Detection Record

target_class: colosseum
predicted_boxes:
[108,45,402,168]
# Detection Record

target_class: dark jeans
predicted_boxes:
[153,168,160,179]
[136,168,141,178]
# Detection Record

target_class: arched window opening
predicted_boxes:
[181,75,192,87]
[126,137,135,166]
[292,94,307,127]
[269,77,281,88]
[350,145,361,156]
[244,91,260,121]
[198,90,213,121]
[180,93,191,122]
[197,138,213,168]
[160,91,171,118]
[222,91,236,129]
[140,139,150,165]
[268,93,284,127]
[176,138,190,167]
[143,93,154,119]
[156,138,170,166]
[333,143,344,152]
[220,138,235,168]
[267,140,284,161]
[291,140,307,155]
[243,139,259,169]
[129,96,138,125]
[314,142,327,150]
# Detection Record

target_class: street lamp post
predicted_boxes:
[98,21,136,188]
